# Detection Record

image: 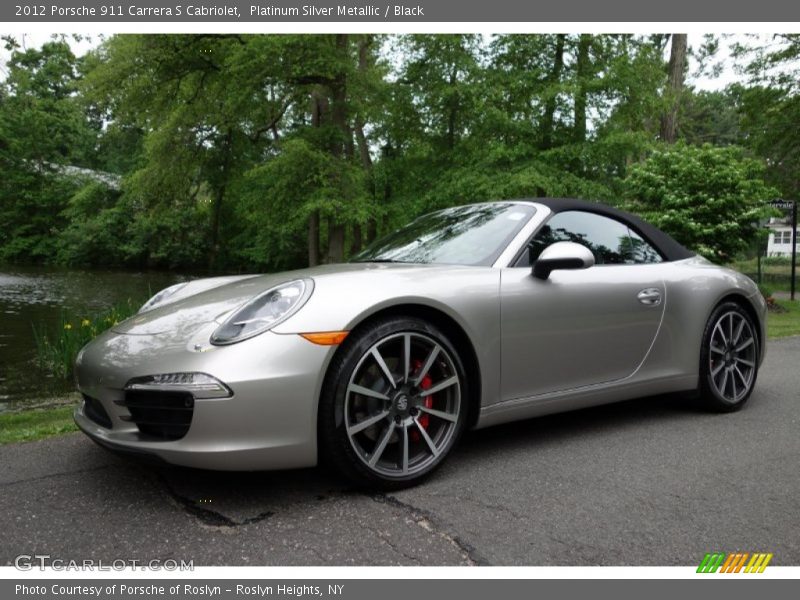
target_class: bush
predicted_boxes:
[624,143,779,263]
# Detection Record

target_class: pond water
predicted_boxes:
[0,265,188,412]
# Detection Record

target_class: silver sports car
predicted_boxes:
[74,198,766,488]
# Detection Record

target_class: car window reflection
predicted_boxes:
[353,203,536,266]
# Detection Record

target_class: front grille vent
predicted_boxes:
[117,390,194,441]
[82,394,112,429]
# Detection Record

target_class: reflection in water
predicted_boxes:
[0,265,186,411]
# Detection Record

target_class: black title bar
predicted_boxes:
[5,0,800,22]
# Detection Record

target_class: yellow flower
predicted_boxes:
[113,320,119,325]
[81,319,91,327]
[63,323,72,330]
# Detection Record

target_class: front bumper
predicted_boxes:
[74,326,334,470]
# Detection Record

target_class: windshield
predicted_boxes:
[353,203,536,266]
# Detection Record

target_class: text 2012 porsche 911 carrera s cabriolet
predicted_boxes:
[74,198,766,488]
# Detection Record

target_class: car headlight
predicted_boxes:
[210,278,313,345]
[139,282,188,313]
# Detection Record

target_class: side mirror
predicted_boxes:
[532,241,595,280]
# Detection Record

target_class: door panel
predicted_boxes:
[500,265,665,401]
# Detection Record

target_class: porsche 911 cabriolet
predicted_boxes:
[74,198,766,488]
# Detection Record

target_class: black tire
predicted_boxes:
[698,301,759,412]
[318,316,469,490]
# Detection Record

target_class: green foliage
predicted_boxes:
[233,138,370,270]
[624,144,778,261]
[737,85,800,199]
[730,34,800,198]
[0,39,103,263]
[33,299,143,379]
[416,153,615,210]
[56,182,127,265]
[0,170,80,262]
[678,90,741,146]
[0,34,791,271]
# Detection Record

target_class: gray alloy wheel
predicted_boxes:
[318,316,468,489]
[708,310,757,403]
[699,302,759,412]
[344,331,461,478]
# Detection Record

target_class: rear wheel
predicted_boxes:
[319,316,468,489]
[699,301,759,412]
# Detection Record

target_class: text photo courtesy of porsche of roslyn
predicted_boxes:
[1,1,800,596]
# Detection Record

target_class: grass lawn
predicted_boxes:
[0,405,77,445]
[767,299,800,339]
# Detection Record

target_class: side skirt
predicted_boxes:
[475,374,698,429]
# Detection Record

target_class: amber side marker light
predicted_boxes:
[300,331,349,346]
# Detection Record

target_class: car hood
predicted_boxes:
[111,263,450,337]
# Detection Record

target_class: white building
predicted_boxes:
[766,218,798,257]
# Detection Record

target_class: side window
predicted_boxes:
[625,228,662,264]
[515,211,663,266]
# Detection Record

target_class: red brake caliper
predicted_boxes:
[411,359,434,442]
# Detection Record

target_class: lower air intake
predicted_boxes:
[118,390,194,441]
[82,394,112,429]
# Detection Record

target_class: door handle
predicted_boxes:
[637,288,662,306]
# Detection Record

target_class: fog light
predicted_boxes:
[124,373,232,399]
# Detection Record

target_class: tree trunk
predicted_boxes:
[446,65,458,150]
[366,219,378,244]
[354,122,372,170]
[208,184,224,271]
[355,36,377,245]
[350,223,363,255]
[307,87,328,267]
[541,34,566,150]
[327,226,346,264]
[308,211,320,267]
[208,128,233,272]
[327,218,345,264]
[356,120,377,245]
[355,37,374,172]
[573,34,591,144]
[326,34,349,264]
[310,86,329,128]
[660,33,688,144]
[379,143,393,237]
[330,34,349,157]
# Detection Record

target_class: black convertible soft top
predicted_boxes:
[523,197,695,262]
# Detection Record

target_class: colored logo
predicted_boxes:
[697,552,773,573]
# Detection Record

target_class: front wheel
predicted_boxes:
[318,317,469,489]
[698,302,759,412]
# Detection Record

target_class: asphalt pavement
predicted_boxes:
[2,337,799,566]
